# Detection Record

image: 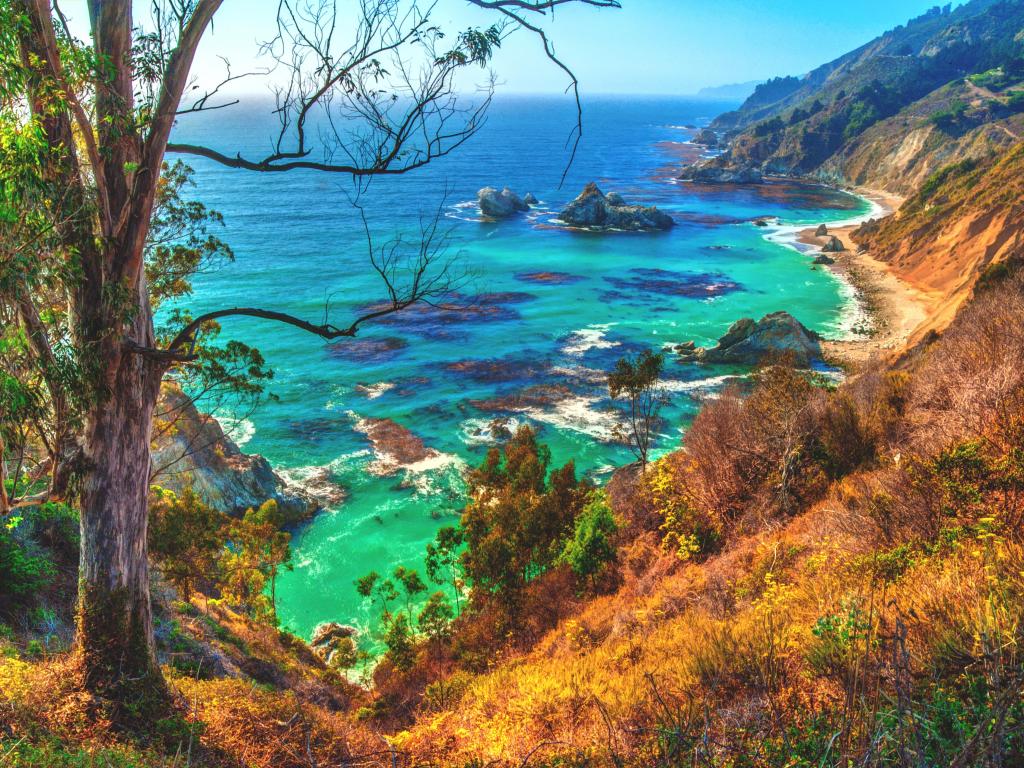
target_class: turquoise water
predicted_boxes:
[169,95,868,644]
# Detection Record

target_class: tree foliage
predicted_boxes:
[608,349,665,469]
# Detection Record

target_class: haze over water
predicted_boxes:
[169,94,867,644]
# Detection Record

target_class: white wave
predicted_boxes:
[218,416,255,448]
[561,324,619,356]
[660,374,744,394]
[356,382,395,400]
[460,416,523,447]
[523,394,620,443]
[549,364,608,387]
[759,191,886,341]
[276,464,348,510]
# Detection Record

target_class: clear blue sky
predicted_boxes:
[62,1,961,95]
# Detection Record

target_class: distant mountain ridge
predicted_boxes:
[702,0,1024,192]
[694,80,763,102]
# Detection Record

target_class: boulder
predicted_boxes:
[523,192,539,206]
[813,254,836,266]
[815,223,829,237]
[672,340,700,362]
[151,385,323,523]
[680,164,763,184]
[821,235,847,253]
[694,312,823,367]
[558,182,674,232]
[310,622,359,668]
[478,186,530,218]
[310,622,358,649]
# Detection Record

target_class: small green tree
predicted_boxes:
[393,565,428,617]
[382,612,417,672]
[148,488,228,601]
[560,492,618,588]
[425,525,465,612]
[356,570,399,620]
[220,500,292,624]
[418,591,455,645]
[608,349,666,470]
[461,425,590,617]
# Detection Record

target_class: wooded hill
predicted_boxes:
[709,0,1024,193]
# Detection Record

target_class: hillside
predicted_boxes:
[702,0,1024,192]
[5,3,1024,767]
[853,139,1024,336]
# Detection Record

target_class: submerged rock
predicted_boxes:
[478,186,530,218]
[151,385,321,523]
[822,235,847,253]
[558,182,674,231]
[676,312,823,368]
[352,416,441,476]
[680,164,764,184]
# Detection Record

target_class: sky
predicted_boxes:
[60,1,961,95]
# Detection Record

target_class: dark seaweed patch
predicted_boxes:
[603,268,742,299]
[355,292,533,339]
[514,271,587,285]
[326,336,409,363]
[283,415,349,443]
[443,353,552,384]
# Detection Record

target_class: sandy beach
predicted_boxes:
[797,188,942,370]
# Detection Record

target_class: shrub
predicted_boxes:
[559,492,618,585]
[0,515,55,607]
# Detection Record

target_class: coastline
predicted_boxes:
[771,186,937,370]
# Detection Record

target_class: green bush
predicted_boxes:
[929,100,969,130]
[0,516,55,605]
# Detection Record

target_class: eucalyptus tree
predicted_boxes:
[2,0,619,710]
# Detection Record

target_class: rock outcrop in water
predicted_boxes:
[693,128,719,148]
[558,183,674,231]
[478,187,531,218]
[674,312,823,367]
[310,622,359,667]
[151,385,327,523]
[353,416,442,476]
[679,163,764,184]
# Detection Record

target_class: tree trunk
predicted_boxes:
[77,305,166,707]
[0,434,9,515]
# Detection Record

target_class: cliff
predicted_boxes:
[853,140,1024,340]
[151,385,338,524]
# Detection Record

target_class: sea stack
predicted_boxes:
[478,187,531,219]
[558,182,674,231]
[675,312,823,368]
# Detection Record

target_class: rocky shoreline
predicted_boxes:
[152,386,345,525]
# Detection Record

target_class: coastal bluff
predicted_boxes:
[151,385,338,523]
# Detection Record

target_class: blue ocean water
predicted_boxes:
[169,94,868,644]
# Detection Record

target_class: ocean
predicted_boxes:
[168,94,872,645]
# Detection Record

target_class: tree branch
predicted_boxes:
[24,0,112,232]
